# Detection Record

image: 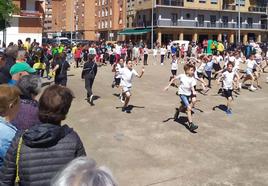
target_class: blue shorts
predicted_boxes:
[245,68,253,75]
[179,95,191,107]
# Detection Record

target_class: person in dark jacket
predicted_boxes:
[11,75,42,130]
[0,85,86,186]
[52,53,70,86]
[81,54,98,106]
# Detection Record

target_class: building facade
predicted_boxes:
[51,0,95,40]
[0,0,44,45]
[43,0,53,34]
[95,0,126,41]
[130,0,268,45]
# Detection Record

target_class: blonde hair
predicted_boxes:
[0,85,21,116]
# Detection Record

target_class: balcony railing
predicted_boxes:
[20,10,42,18]
[223,4,236,10]
[156,19,266,30]
[156,0,184,6]
[248,6,267,13]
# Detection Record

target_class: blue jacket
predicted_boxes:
[0,117,17,167]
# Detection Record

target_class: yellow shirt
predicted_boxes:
[72,46,77,54]
[24,42,31,52]
[217,43,224,52]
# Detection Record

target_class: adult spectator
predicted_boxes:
[51,157,117,186]
[0,52,10,84]
[0,85,86,186]
[51,53,70,86]
[0,85,20,167]
[11,75,42,130]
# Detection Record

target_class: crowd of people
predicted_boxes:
[0,37,268,185]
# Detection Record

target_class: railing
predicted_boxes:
[157,19,265,30]
[222,4,236,10]
[20,10,42,17]
[156,0,184,6]
[248,6,267,13]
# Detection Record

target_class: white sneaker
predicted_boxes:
[161,63,164,66]
[250,86,256,91]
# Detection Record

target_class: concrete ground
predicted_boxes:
[61,56,268,186]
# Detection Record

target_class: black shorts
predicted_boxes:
[213,63,221,72]
[197,72,204,78]
[171,70,177,76]
[115,77,121,86]
[224,89,233,99]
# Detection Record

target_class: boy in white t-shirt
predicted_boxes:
[217,62,240,115]
[164,63,198,132]
[242,54,261,91]
[169,54,178,83]
[111,58,125,88]
[119,60,144,113]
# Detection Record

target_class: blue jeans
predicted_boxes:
[179,95,191,107]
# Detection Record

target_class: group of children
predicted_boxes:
[163,49,267,131]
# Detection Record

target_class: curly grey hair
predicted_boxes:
[16,75,42,98]
[51,157,117,186]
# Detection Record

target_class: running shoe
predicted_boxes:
[189,123,198,131]
[225,109,232,115]
[249,86,257,91]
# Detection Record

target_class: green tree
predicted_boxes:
[0,0,18,30]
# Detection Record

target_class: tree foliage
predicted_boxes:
[0,0,18,30]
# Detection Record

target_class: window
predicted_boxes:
[105,8,108,16]
[210,0,217,4]
[105,21,107,28]
[102,9,104,17]
[210,15,216,27]
[222,16,228,27]
[199,0,206,3]
[235,0,245,6]
[110,20,112,28]
[171,13,178,26]
[186,13,191,19]
[247,17,253,28]
[197,15,204,27]
[110,8,112,15]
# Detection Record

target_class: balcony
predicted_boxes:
[20,10,42,18]
[156,0,184,7]
[222,4,236,10]
[156,19,265,30]
[248,6,267,13]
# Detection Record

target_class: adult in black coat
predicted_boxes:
[0,85,86,186]
[81,54,98,105]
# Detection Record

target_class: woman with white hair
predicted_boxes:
[51,157,117,186]
[11,74,42,130]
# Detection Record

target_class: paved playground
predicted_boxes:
[63,56,268,186]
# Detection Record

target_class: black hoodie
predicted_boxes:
[0,123,86,186]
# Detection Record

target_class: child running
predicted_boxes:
[164,63,198,132]
[169,54,178,84]
[217,62,240,115]
[119,60,144,113]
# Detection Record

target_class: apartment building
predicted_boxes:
[126,0,267,45]
[51,0,95,40]
[95,0,126,41]
[0,0,44,45]
[44,0,53,33]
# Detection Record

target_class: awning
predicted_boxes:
[118,28,152,35]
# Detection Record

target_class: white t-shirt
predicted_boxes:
[115,45,122,55]
[119,67,138,88]
[246,59,257,69]
[229,56,235,63]
[197,62,206,73]
[160,48,166,55]
[176,74,197,96]
[234,57,243,70]
[167,45,171,52]
[144,48,149,55]
[216,56,223,64]
[115,63,124,78]
[171,59,178,70]
[222,70,235,89]
[153,48,158,56]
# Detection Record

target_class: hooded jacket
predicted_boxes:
[0,123,86,186]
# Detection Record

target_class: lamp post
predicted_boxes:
[238,0,241,44]
[151,0,154,49]
[70,0,73,44]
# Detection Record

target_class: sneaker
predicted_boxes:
[89,95,94,104]
[122,107,131,113]
[120,94,125,103]
[238,83,242,90]
[249,86,257,91]
[174,108,180,121]
[189,122,198,131]
[225,109,232,115]
[161,63,164,66]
